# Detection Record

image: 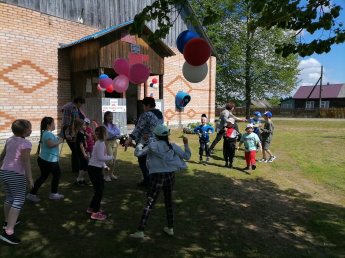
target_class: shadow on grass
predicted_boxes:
[1,155,345,257]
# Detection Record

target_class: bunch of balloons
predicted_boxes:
[176,30,211,83]
[98,58,151,93]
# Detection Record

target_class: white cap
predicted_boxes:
[246,123,253,129]
[226,118,235,124]
[84,118,90,123]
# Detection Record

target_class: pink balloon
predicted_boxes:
[113,75,129,93]
[113,58,130,75]
[99,78,113,89]
[97,84,106,91]
[128,64,150,84]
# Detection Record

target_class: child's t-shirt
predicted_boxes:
[194,125,214,142]
[240,133,260,152]
[76,131,87,157]
[39,131,59,162]
[1,136,32,175]
[250,118,261,134]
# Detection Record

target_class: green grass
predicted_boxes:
[0,120,345,257]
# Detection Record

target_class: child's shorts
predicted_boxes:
[262,137,272,150]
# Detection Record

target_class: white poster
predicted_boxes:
[156,102,162,112]
[102,105,126,112]
[110,99,118,106]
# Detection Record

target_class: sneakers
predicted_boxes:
[91,212,107,220]
[26,194,41,202]
[258,158,267,162]
[0,231,20,244]
[86,208,103,214]
[110,174,117,180]
[228,163,233,168]
[267,156,276,163]
[252,164,256,170]
[104,176,111,182]
[199,158,203,164]
[206,157,210,163]
[163,227,174,236]
[2,219,20,229]
[49,193,64,200]
[130,231,144,238]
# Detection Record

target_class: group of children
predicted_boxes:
[193,111,275,170]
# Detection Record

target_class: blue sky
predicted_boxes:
[297,0,345,88]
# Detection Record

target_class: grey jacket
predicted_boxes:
[216,110,239,133]
[134,140,191,174]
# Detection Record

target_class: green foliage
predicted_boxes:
[268,98,281,107]
[187,122,213,129]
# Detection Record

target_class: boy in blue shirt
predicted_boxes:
[194,116,214,163]
[250,111,262,140]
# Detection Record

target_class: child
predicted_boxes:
[84,118,95,155]
[87,126,113,220]
[73,119,89,186]
[130,125,191,238]
[26,117,64,202]
[103,111,121,181]
[237,124,262,170]
[0,120,34,245]
[223,118,241,168]
[250,111,262,140]
[259,111,276,163]
[194,116,214,163]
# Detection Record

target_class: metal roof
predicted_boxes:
[293,84,344,99]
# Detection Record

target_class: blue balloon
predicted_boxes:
[150,83,153,87]
[176,30,199,54]
[99,74,109,80]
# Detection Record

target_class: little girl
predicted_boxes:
[103,111,121,181]
[87,126,113,220]
[130,125,191,238]
[84,118,94,155]
[26,117,64,202]
[237,124,262,170]
[73,119,89,186]
[0,119,34,245]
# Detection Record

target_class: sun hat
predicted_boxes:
[253,111,262,117]
[263,111,272,117]
[84,118,90,124]
[153,124,170,136]
[226,118,235,124]
[245,123,254,129]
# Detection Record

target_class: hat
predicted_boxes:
[263,111,272,117]
[246,123,254,129]
[253,111,262,117]
[84,118,90,124]
[226,118,235,124]
[153,124,170,136]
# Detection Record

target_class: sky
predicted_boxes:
[296,0,345,91]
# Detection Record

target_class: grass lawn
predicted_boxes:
[0,120,344,257]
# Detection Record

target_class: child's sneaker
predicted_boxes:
[110,174,118,180]
[258,158,267,162]
[228,163,233,168]
[104,176,111,182]
[163,227,174,236]
[267,156,276,163]
[26,194,41,202]
[252,164,256,170]
[206,157,210,163]
[2,219,20,229]
[199,158,203,163]
[86,208,103,214]
[91,212,107,220]
[130,231,144,238]
[0,231,20,244]
[49,193,64,200]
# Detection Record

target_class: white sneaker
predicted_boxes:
[104,176,111,182]
[258,158,267,162]
[163,227,174,236]
[49,193,64,200]
[26,194,41,202]
[130,231,144,238]
[267,156,276,163]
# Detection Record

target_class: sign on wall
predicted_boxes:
[121,30,136,44]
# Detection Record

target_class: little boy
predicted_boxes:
[250,111,262,140]
[237,124,262,170]
[259,111,276,163]
[223,118,241,168]
[194,116,214,163]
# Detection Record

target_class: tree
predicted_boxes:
[130,0,345,57]
[192,0,300,118]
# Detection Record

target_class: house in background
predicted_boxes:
[293,83,345,109]
[280,97,295,108]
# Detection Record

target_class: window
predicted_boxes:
[321,101,330,108]
[306,101,314,109]
[281,104,292,108]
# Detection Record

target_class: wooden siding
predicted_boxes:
[2,0,195,49]
[70,40,100,72]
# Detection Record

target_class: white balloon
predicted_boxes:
[182,62,208,83]
[97,84,106,91]
[152,83,159,89]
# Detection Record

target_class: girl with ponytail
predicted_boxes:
[26,117,64,202]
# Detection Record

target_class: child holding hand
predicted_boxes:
[0,120,34,245]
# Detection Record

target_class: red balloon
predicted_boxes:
[128,64,150,84]
[106,84,114,93]
[152,78,158,84]
[183,38,211,66]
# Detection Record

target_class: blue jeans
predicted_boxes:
[138,155,150,186]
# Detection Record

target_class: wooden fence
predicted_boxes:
[215,107,345,118]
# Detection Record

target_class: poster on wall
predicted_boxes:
[110,99,118,106]
[156,102,162,112]
[102,105,126,112]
